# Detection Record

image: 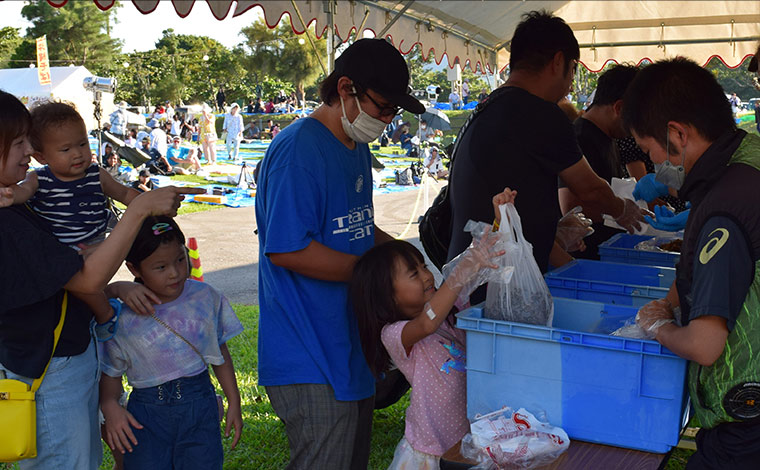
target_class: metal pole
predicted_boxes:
[326,0,335,73]
[290,0,328,76]
[377,0,414,38]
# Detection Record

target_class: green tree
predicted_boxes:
[706,56,758,100]
[0,26,22,68]
[240,19,325,104]
[16,0,122,69]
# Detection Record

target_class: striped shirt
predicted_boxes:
[29,164,109,245]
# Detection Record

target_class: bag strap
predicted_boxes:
[31,291,68,392]
[150,314,208,367]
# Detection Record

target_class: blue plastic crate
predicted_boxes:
[599,233,680,268]
[545,259,671,307]
[457,299,689,453]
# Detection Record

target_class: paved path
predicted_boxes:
[112,178,447,305]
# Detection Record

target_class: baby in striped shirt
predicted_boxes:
[3,101,141,323]
[6,101,139,246]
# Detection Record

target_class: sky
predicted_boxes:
[0,0,263,52]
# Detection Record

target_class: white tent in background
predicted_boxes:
[0,65,115,131]
[81,0,759,74]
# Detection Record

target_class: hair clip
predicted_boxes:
[152,223,173,236]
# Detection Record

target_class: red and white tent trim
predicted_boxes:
[56,0,759,73]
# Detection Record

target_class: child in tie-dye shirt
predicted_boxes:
[98,216,243,470]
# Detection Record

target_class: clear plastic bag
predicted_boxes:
[485,204,553,325]
[461,407,570,469]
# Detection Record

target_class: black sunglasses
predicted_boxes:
[355,85,401,117]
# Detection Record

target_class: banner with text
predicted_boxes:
[36,35,51,86]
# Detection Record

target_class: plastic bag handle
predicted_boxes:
[506,203,525,244]
[497,204,516,244]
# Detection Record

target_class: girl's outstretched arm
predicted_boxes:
[211,344,243,449]
[401,234,502,355]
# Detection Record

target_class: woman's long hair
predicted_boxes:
[350,240,425,377]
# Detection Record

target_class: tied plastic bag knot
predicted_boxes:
[461,407,570,469]
[485,204,553,325]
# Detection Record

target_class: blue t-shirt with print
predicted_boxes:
[166,146,190,164]
[255,117,375,401]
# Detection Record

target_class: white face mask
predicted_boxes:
[654,128,687,190]
[340,94,387,143]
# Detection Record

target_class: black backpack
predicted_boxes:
[418,87,511,271]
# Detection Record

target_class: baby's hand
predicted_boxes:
[492,187,517,224]
[102,402,143,454]
[224,401,244,450]
[0,187,14,208]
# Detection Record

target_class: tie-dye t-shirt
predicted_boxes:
[381,319,468,456]
[101,280,243,388]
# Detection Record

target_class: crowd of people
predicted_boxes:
[2,9,760,470]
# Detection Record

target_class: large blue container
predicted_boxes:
[545,259,672,307]
[458,299,689,453]
[599,233,680,268]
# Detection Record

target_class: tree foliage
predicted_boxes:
[0,26,22,68]
[240,19,325,102]
[17,0,122,68]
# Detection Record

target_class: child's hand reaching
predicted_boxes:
[445,231,504,293]
[492,187,517,226]
[106,281,162,315]
[102,401,144,455]
[224,401,243,450]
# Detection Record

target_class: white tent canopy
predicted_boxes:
[89,1,759,72]
[0,65,115,131]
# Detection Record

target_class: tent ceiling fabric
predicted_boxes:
[87,0,760,72]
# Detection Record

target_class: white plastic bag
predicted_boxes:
[461,407,570,469]
[485,204,553,325]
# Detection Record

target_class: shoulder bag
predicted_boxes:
[0,292,67,462]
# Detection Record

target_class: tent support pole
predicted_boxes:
[326,0,335,73]
[377,0,414,38]
[291,0,328,76]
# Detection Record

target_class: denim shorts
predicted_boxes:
[1,339,101,470]
[123,370,223,470]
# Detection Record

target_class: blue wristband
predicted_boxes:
[95,299,122,342]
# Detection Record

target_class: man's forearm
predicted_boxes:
[269,240,359,282]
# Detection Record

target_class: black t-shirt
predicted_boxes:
[131,179,154,193]
[0,205,93,378]
[686,215,753,331]
[565,117,624,259]
[570,117,622,184]
[448,86,583,276]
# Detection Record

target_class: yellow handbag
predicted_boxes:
[0,291,67,463]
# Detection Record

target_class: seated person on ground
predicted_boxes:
[243,122,261,141]
[424,147,449,179]
[166,136,201,174]
[131,169,154,193]
[139,136,173,175]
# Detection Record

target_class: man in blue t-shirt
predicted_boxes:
[255,39,424,469]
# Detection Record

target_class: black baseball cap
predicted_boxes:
[335,38,425,115]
